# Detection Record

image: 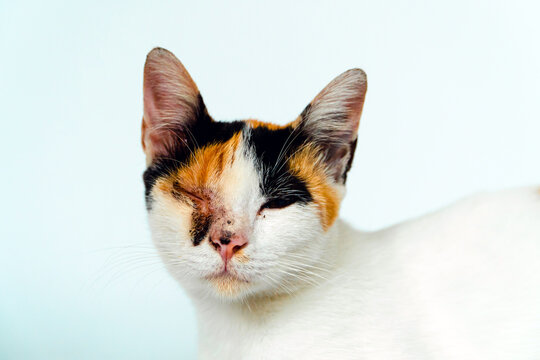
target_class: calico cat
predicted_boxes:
[141,47,540,359]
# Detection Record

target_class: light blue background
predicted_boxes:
[2,1,540,358]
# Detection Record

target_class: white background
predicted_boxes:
[1,1,539,358]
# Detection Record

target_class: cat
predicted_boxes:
[141,47,540,359]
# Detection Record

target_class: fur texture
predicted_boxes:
[141,48,540,359]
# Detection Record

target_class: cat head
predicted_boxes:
[142,48,366,301]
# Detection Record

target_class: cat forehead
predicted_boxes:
[143,119,304,197]
[158,118,302,164]
[173,118,304,165]
[145,119,308,190]
[198,119,308,166]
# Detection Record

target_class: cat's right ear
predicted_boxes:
[142,47,207,164]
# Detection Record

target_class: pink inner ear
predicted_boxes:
[142,80,176,159]
[142,85,176,160]
[141,47,202,162]
[298,68,367,182]
[306,68,367,141]
[143,84,159,128]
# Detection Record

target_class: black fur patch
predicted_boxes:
[246,126,312,206]
[341,138,357,183]
[190,210,212,246]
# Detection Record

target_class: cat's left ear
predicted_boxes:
[296,69,367,183]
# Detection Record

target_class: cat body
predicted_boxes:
[140,47,540,359]
[196,187,540,360]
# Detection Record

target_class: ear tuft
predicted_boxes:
[298,69,367,183]
[142,47,208,164]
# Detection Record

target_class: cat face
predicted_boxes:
[142,48,367,300]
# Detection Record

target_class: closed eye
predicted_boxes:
[259,197,297,213]
[172,181,203,203]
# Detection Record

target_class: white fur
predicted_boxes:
[148,151,540,359]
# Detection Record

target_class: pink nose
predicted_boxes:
[210,233,248,263]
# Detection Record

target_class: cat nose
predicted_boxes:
[210,233,248,263]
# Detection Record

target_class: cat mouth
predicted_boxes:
[205,270,249,283]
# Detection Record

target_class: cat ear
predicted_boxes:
[297,69,367,183]
[142,47,208,164]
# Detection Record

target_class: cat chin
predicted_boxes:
[187,268,309,302]
[180,268,283,302]
[204,272,253,299]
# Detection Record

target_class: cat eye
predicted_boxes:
[172,181,203,203]
[259,197,297,212]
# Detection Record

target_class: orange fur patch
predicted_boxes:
[288,145,341,229]
[158,132,242,196]
[246,119,291,131]
[234,250,249,264]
